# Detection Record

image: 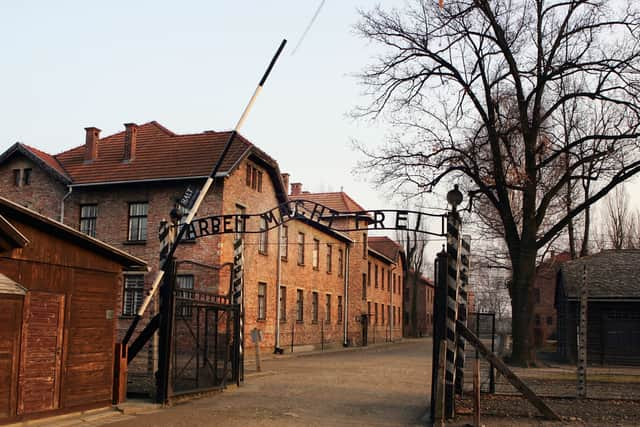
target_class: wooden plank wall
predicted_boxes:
[0,217,124,418]
[0,295,23,418]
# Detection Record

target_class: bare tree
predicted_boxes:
[597,186,640,250]
[355,0,640,364]
[399,228,427,337]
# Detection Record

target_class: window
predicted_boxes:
[175,202,196,241]
[375,265,379,288]
[363,233,367,259]
[79,204,97,237]
[338,249,343,277]
[12,169,20,186]
[326,244,332,273]
[362,273,367,300]
[176,275,194,317]
[388,305,391,326]
[297,233,305,265]
[235,204,246,239]
[337,296,343,324]
[123,275,144,316]
[127,202,148,241]
[258,283,266,320]
[325,294,331,323]
[259,217,268,254]
[375,303,378,325]
[279,286,287,322]
[23,168,31,185]
[312,239,319,270]
[382,303,385,325]
[312,292,319,323]
[367,302,372,325]
[281,225,288,260]
[534,288,541,304]
[393,274,396,294]
[388,271,392,293]
[246,163,263,192]
[368,262,371,286]
[381,268,385,290]
[296,289,304,322]
[535,314,541,326]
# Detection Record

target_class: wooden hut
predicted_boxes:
[0,196,146,423]
[556,250,640,365]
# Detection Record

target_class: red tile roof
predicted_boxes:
[369,236,401,262]
[1,122,284,195]
[55,121,259,184]
[22,144,70,181]
[290,191,366,212]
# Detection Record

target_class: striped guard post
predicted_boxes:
[232,239,245,369]
[445,212,462,418]
[455,235,470,395]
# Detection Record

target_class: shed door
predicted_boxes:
[604,310,640,364]
[18,292,65,415]
[0,295,23,418]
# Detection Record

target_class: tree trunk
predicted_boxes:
[509,249,538,366]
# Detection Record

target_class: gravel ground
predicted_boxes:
[453,393,640,426]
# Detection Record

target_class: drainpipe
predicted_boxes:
[343,245,350,346]
[275,224,282,352]
[60,185,73,223]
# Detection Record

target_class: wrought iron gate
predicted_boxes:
[465,312,496,393]
[171,290,240,397]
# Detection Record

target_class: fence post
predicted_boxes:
[430,248,448,421]
[577,265,588,398]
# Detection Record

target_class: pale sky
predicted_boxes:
[0,1,412,209]
[0,1,638,255]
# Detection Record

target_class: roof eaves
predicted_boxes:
[368,247,394,264]
[0,143,72,185]
[0,196,148,270]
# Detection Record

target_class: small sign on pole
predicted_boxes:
[250,327,263,372]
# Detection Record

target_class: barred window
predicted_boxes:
[79,204,97,237]
[258,282,267,320]
[123,275,144,316]
[176,275,194,318]
[127,202,148,241]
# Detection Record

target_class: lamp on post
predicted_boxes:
[446,184,463,214]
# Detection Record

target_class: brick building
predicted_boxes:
[532,251,571,346]
[0,121,407,359]
[403,270,435,337]
[289,190,405,345]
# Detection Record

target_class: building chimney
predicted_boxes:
[281,173,290,195]
[123,123,138,162]
[84,127,101,162]
[290,182,302,196]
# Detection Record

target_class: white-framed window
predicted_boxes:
[79,204,97,237]
[259,217,268,254]
[127,202,148,241]
[312,239,320,270]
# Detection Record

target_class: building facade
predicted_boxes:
[0,121,407,360]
